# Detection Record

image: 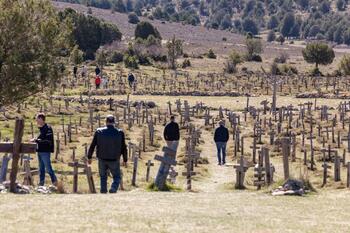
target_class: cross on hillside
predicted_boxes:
[0,118,37,192]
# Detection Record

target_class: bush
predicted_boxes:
[108,51,124,63]
[339,55,350,75]
[251,54,262,62]
[128,13,140,24]
[124,54,139,69]
[274,53,288,63]
[224,50,242,73]
[182,59,191,68]
[207,49,217,59]
[135,21,162,40]
[309,67,322,76]
[222,37,227,41]
[267,30,276,42]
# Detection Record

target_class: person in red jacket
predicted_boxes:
[95,75,101,89]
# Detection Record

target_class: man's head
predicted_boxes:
[106,115,115,126]
[36,113,46,127]
[219,120,225,127]
[170,115,175,122]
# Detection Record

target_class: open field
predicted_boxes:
[1,190,350,233]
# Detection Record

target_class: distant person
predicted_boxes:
[81,65,87,79]
[128,73,135,88]
[95,75,101,89]
[163,116,180,153]
[87,115,128,193]
[214,120,229,165]
[73,66,78,78]
[95,66,101,76]
[31,113,57,186]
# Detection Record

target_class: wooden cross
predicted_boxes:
[0,118,37,192]
[233,156,249,189]
[68,159,96,193]
[154,147,177,191]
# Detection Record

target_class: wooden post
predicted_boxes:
[131,154,138,186]
[145,160,154,182]
[281,138,290,180]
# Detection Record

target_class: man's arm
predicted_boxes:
[87,132,98,160]
[121,131,128,163]
[226,128,230,142]
[163,125,168,141]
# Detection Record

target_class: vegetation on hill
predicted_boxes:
[57,0,350,45]
[58,7,122,59]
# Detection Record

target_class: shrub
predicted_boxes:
[274,53,288,63]
[128,13,140,24]
[339,55,350,75]
[224,50,242,73]
[108,51,124,63]
[182,59,191,68]
[124,54,139,69]
[207,49,217,59]
[267,30,276,42]
[135,21,161,40]
[251,54,262,62]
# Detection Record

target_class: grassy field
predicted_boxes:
[1,190,350,233]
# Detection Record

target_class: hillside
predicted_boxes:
[55,0,350,46]
[53,1,303,58]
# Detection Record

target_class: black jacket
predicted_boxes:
[36,124,54,153]
[88,125,128,162]
[95,67,101,75]
[163,121,180,141]
[214,126,229,142]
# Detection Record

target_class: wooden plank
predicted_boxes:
[154,155,177,166]
[9,118,24,192]
[0,143,36,154]
[162,146,176,156]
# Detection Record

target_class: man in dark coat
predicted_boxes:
[163,116,180,154]
[214,120,229,165]
[31,113,57,186]
[88,115,128,193]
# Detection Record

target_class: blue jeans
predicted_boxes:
[98,159,121,193]
[37,152,57,186]
[216,142,227,164]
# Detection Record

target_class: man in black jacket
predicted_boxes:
[88,115,128,193]
[214,121,229,165]
[31,113,57,186]
[163,116,180,153]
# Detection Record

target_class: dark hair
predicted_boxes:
[106,115,115,124]
[36,113,46,121]
[170,115,175,120]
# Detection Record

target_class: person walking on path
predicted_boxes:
[31,113,57,186]
[163,116,180,154]
[128,73,135,88]
[88,115,128,193]
[73,66,78,78]
[95,75,101,89]
[214,120,229,165]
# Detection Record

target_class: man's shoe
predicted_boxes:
[218,162,221,166]
[109,189,117,193]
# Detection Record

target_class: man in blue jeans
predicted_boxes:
[214,121,229,165]
[31,113,57,186]
[88,115,128,193]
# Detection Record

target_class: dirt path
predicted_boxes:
[196,128,234,192]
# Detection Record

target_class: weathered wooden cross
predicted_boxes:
[0,118,37,192]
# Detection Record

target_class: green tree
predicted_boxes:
[135,21,162,40]
[302,42,335,69]
[339,55,350,75]
[166,36,183,69]
[242,18,258,35]
[224,50,242,73]
[70,45,84,65]
[280,13,295,37]
[245,37,263,61]
[0,0,71,107]
[276,35,285,45]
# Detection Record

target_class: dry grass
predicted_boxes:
[1,190,350,233]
